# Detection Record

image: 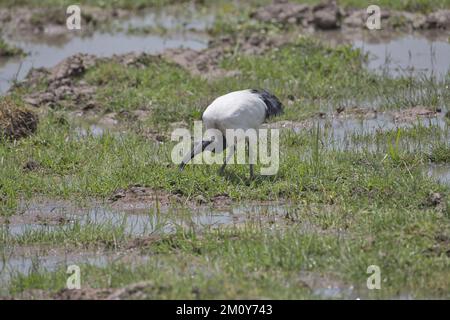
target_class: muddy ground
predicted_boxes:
[1,0,450,300]
[251,0,450,30]
[0,98,38,140]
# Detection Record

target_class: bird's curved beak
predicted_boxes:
[178,140,213,172]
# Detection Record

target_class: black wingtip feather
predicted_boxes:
[250,89,284,119]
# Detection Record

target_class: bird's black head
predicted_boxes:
[250,89,284,119]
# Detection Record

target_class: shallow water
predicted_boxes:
[0,246,152,288]
[281,111,449,151]
[0,201,289,286]
[427,163,450,186]
[75,124,109,138]
[1,201,290,238]
[317,30,450,79]
[0,9,211,94]
[0,251,109,285]
[353,35,450,79]
[325,114,448,151]
[313,286,357,299]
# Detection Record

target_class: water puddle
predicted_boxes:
[426,163,450,186]
[317,30,450,79]
[1,200,291,238]
[74,124,108,138]
[0,250,106,285]
[353,35,450,79]
[78,206,237,235]
[0,201,290,288]
[275,109,449,151]
[322,113,448,151]
[0,246,150,288]
[122,7,215,32]
[313,286,357,299]
[0,8,212,94]
[297,271,359,299]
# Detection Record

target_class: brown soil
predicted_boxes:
[251,0,450,31]
[108,185,232,210]
[342,106,442,123]
[392,106,440,122]
[265,106,443,132]
[164,32,292,79]
[0,7,128,39]
[0,198,79,226]
[21,53,98,109]
[0,97,38,140]
[50,281,172,300]
[297,271,356,297]
[20,52,158,112]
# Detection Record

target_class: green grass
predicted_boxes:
[77,37,449,126]
[1,0,449,12]
[6,214,450,298]
[0,0,187,10]
[1,109,447,212]
[332,0,450,12]
[209,0,450,38]
[430,144,450,163]
[83,56,210,128]
[1,24,450,298]
[0,38,23,57]
[218,39,449,121]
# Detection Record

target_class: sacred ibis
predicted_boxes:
[178,89,284,178]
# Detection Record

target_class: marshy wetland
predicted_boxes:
[0,0,450,299]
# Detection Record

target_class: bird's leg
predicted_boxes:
[247,139,255,180]
[219,137,231,174]
[220,166,226,175]
[220,147,234,174]
[219,157,227,174]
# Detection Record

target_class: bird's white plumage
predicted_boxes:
[179,88,282,176]
[202,89,267,135]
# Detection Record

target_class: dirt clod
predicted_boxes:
[426,10,450,29]
[251,1,450,31]
[107,281,171,300]
[50,53,96,82]
[0,98,38,140]
[54,288,115,300]
[312,1,341,30]
[52,281,171,300]
[23,160,41,172]
[164,33,290,79]
[21,53,98,109]
[251,1,311,25]
[393,107,438,122]
[0,7,128,39]
[427,192,442,207]
[108,185,183,211]
[19,52,158,112]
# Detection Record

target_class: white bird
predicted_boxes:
[179,89,284,178]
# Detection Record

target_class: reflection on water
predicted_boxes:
[353,35,450,79]
[0,202,288,286]
[0,8,211,94]
[0,202,289,238]
[316,30,450,79]
[427,163,450,186]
